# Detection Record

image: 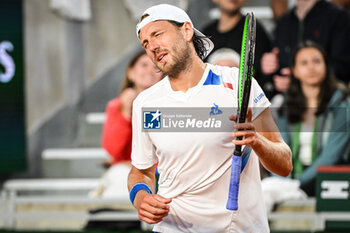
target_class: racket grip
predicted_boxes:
[226,150,242,210]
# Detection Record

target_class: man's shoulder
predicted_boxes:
[210,64,238,73]
[209,64,239,82]
[133,78,167,107]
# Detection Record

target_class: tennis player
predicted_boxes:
[128,4,292,232]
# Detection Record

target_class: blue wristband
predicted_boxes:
[129,183,152,204]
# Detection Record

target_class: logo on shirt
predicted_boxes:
[209,103,222,115]
[143,110,161,129]
[254,93,265,104]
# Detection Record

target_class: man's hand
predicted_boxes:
[230,108,292,177]
[230,108,260,148]
[134,191,172,224]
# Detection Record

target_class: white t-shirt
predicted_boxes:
[131,64,271,233]
[299,123,313,166]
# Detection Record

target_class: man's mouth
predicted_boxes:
[156,53,167,62]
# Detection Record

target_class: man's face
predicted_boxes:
[213,0,246,15]
[139,20,192,78]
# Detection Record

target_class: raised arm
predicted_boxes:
[128,164,172,224]
[233,107,292,177]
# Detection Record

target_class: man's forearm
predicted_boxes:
[128,165,156,192]
[250,108,293,177]
[253,133,292,177]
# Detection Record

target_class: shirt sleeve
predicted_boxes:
[220,66,271,120]
[249,78,271,120]
[131,96,158,169]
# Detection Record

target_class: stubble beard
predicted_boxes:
[157,41,192,79]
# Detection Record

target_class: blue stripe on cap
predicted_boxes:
[203,70,222,85]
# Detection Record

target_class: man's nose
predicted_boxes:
[148,40,160,52]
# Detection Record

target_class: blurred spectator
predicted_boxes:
[270,0,289,20]
[101,51,162,166]
[207,47,240,67]
[263,41,350,211]
[332,0,350,16]
[202,0,274,98]
[261,0,350,94]
[90,51,162,198]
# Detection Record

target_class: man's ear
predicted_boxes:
[183,21,194,42]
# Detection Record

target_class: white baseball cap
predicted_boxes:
[136,4,214,59]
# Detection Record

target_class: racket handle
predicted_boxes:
[226,150,242,210]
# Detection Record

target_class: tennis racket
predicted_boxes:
[226,12,256,211]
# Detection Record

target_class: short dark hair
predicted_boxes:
[168,21,208,60]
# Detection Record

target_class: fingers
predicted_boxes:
[229,115,237,122]
[233,129,255,137]
[232,129,257,147]
[232,108,256,146]
[154,194,172,204]
[142,194,170,212]
[137,194,171,224]
[246,108,252,123]
[261,49,279,75]
[138,203,169,223]
[273,75,291,92]
[230,108,252,123]
[273,67,291,92]
[233,122,254,131]
[233,137,256,146]
[271,47,279,55]
[280,67,291,76]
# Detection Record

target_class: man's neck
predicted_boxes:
[295,0,318,20]
[169,56,206,93]
[218,11,242,33]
